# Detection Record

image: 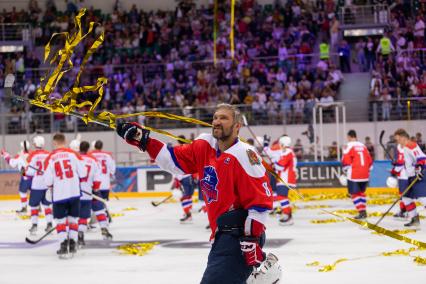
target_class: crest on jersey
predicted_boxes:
[200,166,219,204]
[247,149,261,165]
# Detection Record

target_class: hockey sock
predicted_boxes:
[78,218,88,232]
[44,207,53,223]
[399,195,406,212]
[351,192,367,212]
[402,197,417,218]
[95,210,108,228]
[181,195,193,214]
[68,217,78,242]
[278,196,291,215]
[30,207,39,225]
[55,218,67,241]
[272,192,279,209]
[19,192,27,208]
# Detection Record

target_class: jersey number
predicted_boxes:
[36,161,43,176]
[101,160,107,174]
[357,152,365,166]
[54,160,74,179]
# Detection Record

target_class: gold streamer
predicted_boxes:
[111,213,124,218]
[318,258,348,272]
[413,256,426,265]
[117,242,159,256]
[230,0,235,59]
[373,229,418,235]
[306,261,320,267]
[122,207,138,211]
[310,218,344,224]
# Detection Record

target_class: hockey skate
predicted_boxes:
[101,228,113,240]
[404,215,420,228]
[393,210,407,221]
[354,210,367,220]
[279,214,294,226]
[78,232,86,247]
[69,239,77,256]
[45,222,53,232]
[57,239,69,259]
[247,253,282,284]
[180,212,192,224]
[269,207,282,216]
[29,224,37,235]
[16,206,27,215]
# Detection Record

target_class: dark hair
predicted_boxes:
[394,128,409,138]
[53,133,65,143]
[347,130,357,138]
[177,135,187,145]
[80,141,90,153]
[94,140,103,150]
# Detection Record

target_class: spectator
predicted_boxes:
[365,136,375,160]
[293,138,304,160]
[380,88,392,121]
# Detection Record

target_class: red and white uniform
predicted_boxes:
[342,141,373,182]
[44,148,86,203]
[3,150,29,173]
[392,145,411,180]
[90,150,116,190]
[403,141,426,175]
[274,148,297,187]
[146,133,273,238]
[26,149,50,189]
[80,153,102,201]
[263,143,281,165]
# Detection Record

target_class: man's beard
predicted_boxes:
[212,125,233,141]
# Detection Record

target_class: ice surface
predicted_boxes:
[0,197,425,284]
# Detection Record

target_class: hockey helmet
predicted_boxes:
[32,136,45,148]
[279,136,292,148]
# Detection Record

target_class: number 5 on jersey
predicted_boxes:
[54,160,74,179]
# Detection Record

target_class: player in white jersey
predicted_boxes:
[390,144,410,220]
[44,133,86,257]
[1,141,32,213]
[25,136,53,234]
[263,137,283,215]
[394,129,426,227]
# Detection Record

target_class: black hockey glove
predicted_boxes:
[116,122,150,152]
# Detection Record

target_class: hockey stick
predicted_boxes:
[379,130,392,160]
[151,195,173,207]
[374,176,419,226]
[25,226,56,244]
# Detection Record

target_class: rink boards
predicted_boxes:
[0,161,397,200]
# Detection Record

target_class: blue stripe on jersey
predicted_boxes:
[353,198,366,204]
[167,145,184,172]
[182,201,192,206]
[417,157,426,162]
[249,206,270,212]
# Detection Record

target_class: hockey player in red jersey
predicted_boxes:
[25,136,53,234]
[116,103,273,283]
[342,130,373,220]
[274,135,297,226]
[1,141,32,213]
[390,143,410,220]
[44,134,86,257]
[394,129,426,227]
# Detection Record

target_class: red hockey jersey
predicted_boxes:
[146,133,273,239]
[274,148,297,187]
[342,141,372,182]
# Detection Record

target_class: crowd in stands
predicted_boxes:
[0,0,345,134]
[366,1,426,121]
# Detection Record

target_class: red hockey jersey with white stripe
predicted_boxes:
[26,149,50,190]
[80,154,102,201]
[342,141,372,182]
[146,133,273,239]
[403,141,426,177]
[89,150,116,190]
[44,148,86,203]
[275,148,297,187]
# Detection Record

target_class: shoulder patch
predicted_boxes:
[247,149,261,165]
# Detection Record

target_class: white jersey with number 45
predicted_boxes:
[44,148,87,203]
[90,150,116,190]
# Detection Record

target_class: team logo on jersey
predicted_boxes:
[246,149,260,165]
[200,166,219,204]
[224,157,231,165]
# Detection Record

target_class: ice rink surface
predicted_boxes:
[0,196,425,284]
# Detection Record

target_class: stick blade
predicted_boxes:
[25,237,38,245]
[151,201,159,207]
